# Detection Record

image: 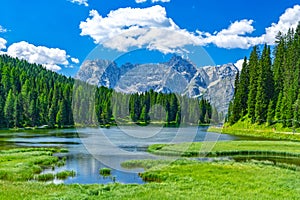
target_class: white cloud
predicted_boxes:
[218,20,255,36]
[71,57,80,64]
[152,0,171,3]
[203,5,300,49]
[234,59,246,71]
[261,4,300,44]
[0,41,75,71]
[80,6,203,54]
[0,25,7,33]
[69,0,88,7]
[0,38,7,50]
[202,20,261,49]
[135,0,170,3]
[135,0,147,3]
[43,64,62,71]
[80,5,300,52]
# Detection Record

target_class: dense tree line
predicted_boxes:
[73,83,218,126]
[0,55,218,128]
[228,23,300,129]
[0,55,74,128]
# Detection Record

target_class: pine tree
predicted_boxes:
[293,98,300,128]
[13,94,23,127]
[273,36,285,101]
[230,57,250,124]
[238,57,250,116]
[211,106,219,125]
[247,46,260,123]
[255,44,273,124]
[267,100,275,125]
[48,104,56,128]
[4,90,15,127]
[140,105,148,123]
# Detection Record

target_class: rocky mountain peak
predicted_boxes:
[75,56,238,113]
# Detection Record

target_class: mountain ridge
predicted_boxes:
[75,55,239,113]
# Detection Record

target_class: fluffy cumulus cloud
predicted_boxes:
[69,0,88,7]
[0,41,79,71]
[261,4,300,44]
[0,38,7,50]
[80,6,203,53]
[80,5,300,53]
[200,19,261,49]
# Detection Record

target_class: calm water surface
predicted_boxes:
[0,126,258,184]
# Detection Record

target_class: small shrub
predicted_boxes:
[99,168,111,176]
[56,170,76,180]
[35,173,55,181]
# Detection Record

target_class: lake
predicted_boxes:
[0,126,259,184]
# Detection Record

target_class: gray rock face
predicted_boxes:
[75,56,238,113]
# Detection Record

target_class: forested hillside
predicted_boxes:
[0,55,74,128]
[228,23,300,129]
[0,55,217,128]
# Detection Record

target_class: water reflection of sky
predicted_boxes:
[1,127,242,184]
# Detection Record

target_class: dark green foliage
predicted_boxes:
[99,168,111,176]
[247,46,260,123]
[0,55,74,128]
[229,23,300,128]
[56,170,76,180]
[229,57,250,124]
[0,55,216,128]
[255,44,273,124]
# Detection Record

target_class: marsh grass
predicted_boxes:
[99,168,111,176]
[1,158,300,199]
[148,141,300,158]
[3,161,299,199]
[209,121,300,141]
[2,143,300,199]
[56,170,76,180]
[35,173,55,181]
[0,148,68,182]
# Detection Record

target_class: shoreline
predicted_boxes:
[208,126,300,141]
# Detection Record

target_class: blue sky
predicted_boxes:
[0,0,299,76]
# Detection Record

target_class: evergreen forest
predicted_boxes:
[228,23,300,129]
[0,55,217,128]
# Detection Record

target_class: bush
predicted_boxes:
[99,168,111,176]
[56,170,76,180]
[35,173,55,181]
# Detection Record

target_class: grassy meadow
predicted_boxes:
[1,142,300,199]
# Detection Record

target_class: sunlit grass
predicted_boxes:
[1,143,300,199]
[208,120,300,141]
[0,148,68,182]
[148,141,300,157]
[1,160,300,199]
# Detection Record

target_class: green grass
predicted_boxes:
[208,120,300,141]
[35,173,55,182]
[2,143,300,199]
[56,170,76,180]
[0,148,67,182]
[1,160,300,199]
[148,141,300,157]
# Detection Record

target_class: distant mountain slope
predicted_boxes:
[75,56,238,113]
